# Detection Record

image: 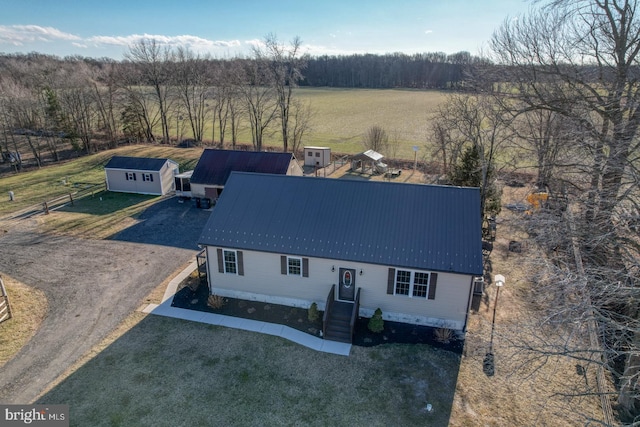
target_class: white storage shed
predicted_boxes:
[303,146,331,168]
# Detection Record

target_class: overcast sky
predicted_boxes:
[0,0,532,59]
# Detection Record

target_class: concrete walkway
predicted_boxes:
[143,260,352,357]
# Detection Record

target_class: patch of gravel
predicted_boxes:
[0,199,210,404]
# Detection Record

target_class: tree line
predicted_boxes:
[301,51,477,89]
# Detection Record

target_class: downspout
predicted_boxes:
[205,246,213,295]
[462,276,475,333]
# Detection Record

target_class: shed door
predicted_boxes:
[338,268,356,301]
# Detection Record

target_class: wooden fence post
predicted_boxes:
[69,193,74,206]
[43,201,49,214]
[0,276,13,324]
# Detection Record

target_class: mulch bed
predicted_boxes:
[171,283,463,354]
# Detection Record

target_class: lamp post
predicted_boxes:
[484,274,505,377]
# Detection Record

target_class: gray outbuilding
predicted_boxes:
[105,156,179,195]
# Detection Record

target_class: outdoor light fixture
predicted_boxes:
[359,269,363,276]
[331,266,335,272]
[485,273,506,377]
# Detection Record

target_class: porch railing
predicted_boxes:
[322,284,335,338]
[349,288,361,341]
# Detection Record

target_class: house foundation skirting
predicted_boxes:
[209,288,464,331]
[209,288,323,311]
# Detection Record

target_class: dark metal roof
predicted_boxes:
[190,149,295,186]
[199,172,483,275]
[104,156,172,171]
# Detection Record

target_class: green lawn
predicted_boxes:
[38,315,459,427]
[0,146,203,217]
[39,190,160,239]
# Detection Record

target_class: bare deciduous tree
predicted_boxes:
[258,34,307,152]
[289,98,313,155]
[174,47,208,142]
[124,39,173,143]
[235,59,278,151]
[88,60,121,148]
[361,125,389,153]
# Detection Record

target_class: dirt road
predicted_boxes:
[0,198,211,404]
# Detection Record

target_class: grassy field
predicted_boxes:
[172,88,446,160]
[294,88,446,158]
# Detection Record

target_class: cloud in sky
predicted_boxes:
[0,24,412,58]
[425,30,433,34]
[87,33,241,49]
[0,24,245,55]
[0,25,81,45]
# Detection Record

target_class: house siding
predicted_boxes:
[105,160,177,195]
[287,159,304,176]
[206,247,473,330]
[159,161,178,194]
[303,147,331,167]
[191,183,221,200]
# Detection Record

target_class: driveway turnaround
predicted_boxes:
[0,199,210,404]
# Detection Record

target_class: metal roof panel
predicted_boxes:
[104,156,172,171]
[190,149,295,186]
[199,172,483,275]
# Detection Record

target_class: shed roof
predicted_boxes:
[199,172,483,275]
[105,156,174,171]
[352,149,384,162]
[190,149,295,186]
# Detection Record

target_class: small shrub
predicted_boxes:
[308,302,319,322]
[368,308,384,333]
[207,294,225,309]
[434,327,453,344]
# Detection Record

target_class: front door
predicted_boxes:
[338,268,356,301]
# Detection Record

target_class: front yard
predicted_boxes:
[38,313,460,426]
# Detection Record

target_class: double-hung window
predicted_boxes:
[280,255,309,277]
[223,250,237,274]
[125,172,136,181]
[216,248,244,275]
[391,269,437,300]
[287,257,302,276]
[395,270,411,296]
[412,272,430,298]
[142,173,153,182]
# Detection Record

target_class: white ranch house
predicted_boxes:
[198,172,483,342]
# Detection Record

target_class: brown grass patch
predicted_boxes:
[0,275,48,367]
[450,183,603,426]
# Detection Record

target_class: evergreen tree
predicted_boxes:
[449,144,501,219]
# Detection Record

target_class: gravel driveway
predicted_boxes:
[0,197,211,404]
